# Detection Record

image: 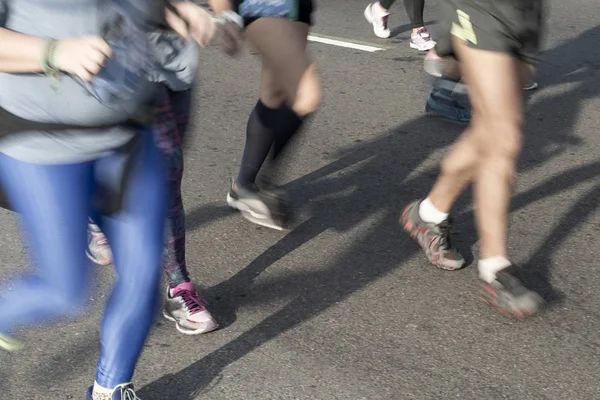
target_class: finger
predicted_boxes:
[221,29,242,54]
[76,66,93,82]
[87,49,108,67]
[219,33,236,55]
[165,8,189,39]
[223,23,243,41]
[192,17,217,46]
[225,36,241,52]
[90,37,112,58]
[82,58,103,77]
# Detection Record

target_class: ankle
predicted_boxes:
[419,198,449,224]
[92,382,113,400]
[234,179,254,191]
[478,256,511,283]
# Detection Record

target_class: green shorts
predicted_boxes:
[435,0,545,64]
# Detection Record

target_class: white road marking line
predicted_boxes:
[307,35,386,52]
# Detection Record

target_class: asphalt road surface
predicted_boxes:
[1,0,599,399]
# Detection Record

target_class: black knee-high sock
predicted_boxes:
[236,101,311,188]
[236,100,280,187]
[272,103,306,160]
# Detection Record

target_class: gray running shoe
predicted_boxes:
[400,200,466,270]
[481,264,544,319]
[227,181,290,231]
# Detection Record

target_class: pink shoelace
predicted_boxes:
[174,288,209,315]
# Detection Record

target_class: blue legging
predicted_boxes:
[0,129,166,388]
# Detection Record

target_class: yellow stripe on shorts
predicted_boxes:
[451,9,478,45]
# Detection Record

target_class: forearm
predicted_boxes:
[0,28,45,73]
[208,0,233,14]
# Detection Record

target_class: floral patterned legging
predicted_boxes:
[91,86,193,286]
[154,87,193,286]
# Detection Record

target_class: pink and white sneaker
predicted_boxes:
[87,220,113,266]
[410,27,436,51]
[163,282,219,335]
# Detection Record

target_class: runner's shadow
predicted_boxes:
[203,116,475,328]
[140,25,600,400]
[185,203,232,231]
[140,114,465,399]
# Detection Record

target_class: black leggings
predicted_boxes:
[378,0,425,28]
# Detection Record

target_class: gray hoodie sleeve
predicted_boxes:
[147,31,200,92]
[0,0,7,26]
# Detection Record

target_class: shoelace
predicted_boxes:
[176,289,208,314]
[416,28,430,38]
[96,236,109,246]
[110,384,139,400]
[381,14,389,29]
[436,219,453,250]
[89,224,109,246]
[122,387,140,400]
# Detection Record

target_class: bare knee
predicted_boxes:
[440,130,479,177]
[259,85,285,109]
[290,64,321,116]
[477,119,523,160]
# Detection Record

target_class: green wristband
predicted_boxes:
[41,38,59,76]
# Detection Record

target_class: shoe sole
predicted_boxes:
[226,193,284,231]
[410,41,436,51]
[163,311,219,335]
[364,6,391,38]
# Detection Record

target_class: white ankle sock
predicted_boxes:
[418,198,449,224]
[478,256,511,283]
[92,382,112,400]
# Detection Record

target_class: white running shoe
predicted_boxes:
[364,2,391,39]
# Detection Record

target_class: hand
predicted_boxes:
[53,36,112,81]
[167,2,217,46]
[213,21,243,56]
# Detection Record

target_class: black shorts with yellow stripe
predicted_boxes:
[435,0,545,64]
[232,0,315,27]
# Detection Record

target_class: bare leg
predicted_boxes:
[453,39,523,259]
[246,18,321,116]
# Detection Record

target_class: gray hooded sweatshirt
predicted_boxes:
[0,0,199,164]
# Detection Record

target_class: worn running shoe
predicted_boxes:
[86,383,141,400]
[227,181,289,231]
[87,220,113,266]
[163,282,219,335]
[400,200,465,270]
[0,333,23,352]
[481,265,544,319]
[364,2,391,39]
[410,27,436,51]
[426,86,472,123]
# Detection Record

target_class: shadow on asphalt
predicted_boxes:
[139,25,600,399]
